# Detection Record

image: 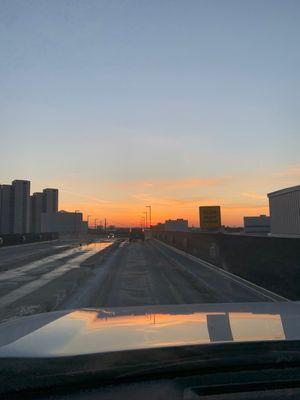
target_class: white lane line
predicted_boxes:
[0,243,113,309]
[154,240,289,302]
[0,248,80,282]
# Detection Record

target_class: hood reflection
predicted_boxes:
[0,308,286,358]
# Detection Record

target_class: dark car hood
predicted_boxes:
[1,302,300,358]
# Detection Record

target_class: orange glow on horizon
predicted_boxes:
[60,200,269,227]
[58,165,300,227]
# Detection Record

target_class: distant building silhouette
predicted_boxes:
[0,179,59,235]
[12,180,31,234]
[152,222,165,231]
[30,192,44,233]
[164,219,188,232]
[31,189,58,233]
[0,184,13,234]
[244,215,270,234]
[43,188,58,213]
[41,211,87,235]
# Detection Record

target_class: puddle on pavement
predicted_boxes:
[81,241,113,252]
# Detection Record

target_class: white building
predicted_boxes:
[268,185,300,237]
[41,211,88,235]
[164,219,188,232]
[244,215,270,234]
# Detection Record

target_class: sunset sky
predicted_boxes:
[1,1,299,226]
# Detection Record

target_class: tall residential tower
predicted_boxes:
[43,189,58,213]
[12,180,31,234]
[0,185,13,234]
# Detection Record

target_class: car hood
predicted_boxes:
[1,302,300,358]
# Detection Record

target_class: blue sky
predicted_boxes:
[1,0,299,225]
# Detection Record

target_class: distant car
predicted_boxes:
[129,228,145,242]
[107,233,115,239]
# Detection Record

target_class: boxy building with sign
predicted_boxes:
[199,206,221,232]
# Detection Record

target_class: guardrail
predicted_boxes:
[0,232,59,247]
[152,230,300,300]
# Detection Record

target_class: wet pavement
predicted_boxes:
[0,239,285,323]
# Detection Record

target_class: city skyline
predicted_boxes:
[2,172,300,228]
[1,1,299,226]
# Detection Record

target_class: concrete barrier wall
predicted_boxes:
[0,232,59,246]
[153,231,300,300]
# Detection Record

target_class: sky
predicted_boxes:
[1,0,299,226]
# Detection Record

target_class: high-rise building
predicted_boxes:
[31,189,59,233]
[30,192,44,233]
[0,184,13,234]
[43,188,58,213]
[12,180,31,234]
[1,181,59,235]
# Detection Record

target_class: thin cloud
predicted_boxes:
[222,203,268,210]
[105,177,229,190]
[61,189,109,204]
[274,164,300,178]
[242,192,266,200]
[160,177,229,190]
[130,192,218,207]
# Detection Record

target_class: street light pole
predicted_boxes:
[146,205,152,228]
[87,215,91,228]
[143,211,148,229]
[74,210,80,238]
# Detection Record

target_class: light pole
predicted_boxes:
[143,211,148,229]
[74,210,80,238]
[87,215,91,228]
[146,205,152,228]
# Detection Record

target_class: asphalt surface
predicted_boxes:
[0,239,286,323]
[0,240,80,271]
[84,239,286,307]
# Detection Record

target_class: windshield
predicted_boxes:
[0,0,299,371]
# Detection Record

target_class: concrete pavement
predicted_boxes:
[85,239,287,308]
[0,239,287,323]
[0,240,83,271]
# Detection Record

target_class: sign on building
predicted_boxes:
[199,206,221,230]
